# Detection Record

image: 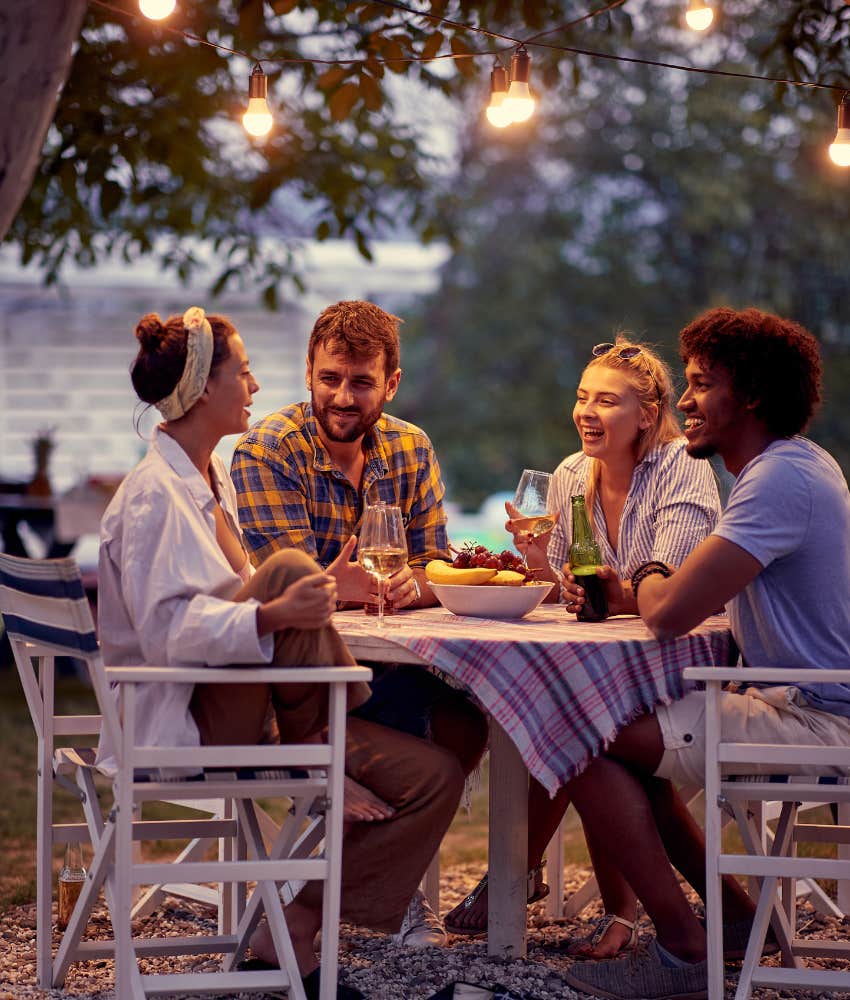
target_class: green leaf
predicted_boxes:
[317,66,348,91]
[99,180,123,218]
[328,83,360,121]
[262,283,278,310]
[315,220,332,241]
[450,36,476,77]
[354,229,373,261]
[421,31,443,62]
[382,37,406,73]
[270,0,298,12]
[359,71,383,111]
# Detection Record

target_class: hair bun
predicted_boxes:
[135,313,166,350]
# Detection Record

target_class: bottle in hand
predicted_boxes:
[57,841,86,930]
[568,495,609,622]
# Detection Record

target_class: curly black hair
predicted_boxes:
[679,307,822,437]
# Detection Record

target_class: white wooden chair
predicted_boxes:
[0,553,370,999]
[684,665,850,1000]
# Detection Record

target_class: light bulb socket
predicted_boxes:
[248,65,268,100]
[838,95,850,131]
[490,64,509,96]
[509,47,531,86]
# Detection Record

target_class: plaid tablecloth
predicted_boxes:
[335,606,732,796]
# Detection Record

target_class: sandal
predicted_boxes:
[567,913,638,959]
[444,863,550,937]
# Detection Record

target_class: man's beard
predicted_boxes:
[312,394,384,443]
[685,440,717,460]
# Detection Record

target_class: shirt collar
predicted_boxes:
[150,425,215,510]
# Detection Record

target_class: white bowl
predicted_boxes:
[429,581,554,619]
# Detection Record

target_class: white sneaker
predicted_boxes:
[392,888,448,948]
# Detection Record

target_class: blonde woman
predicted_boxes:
[445,338,720,956]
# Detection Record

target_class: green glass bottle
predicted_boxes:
[568,495,609,622]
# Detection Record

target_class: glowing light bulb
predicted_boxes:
[685,1,714,31]
[501,47,536,124]
[485,63,512,128]
[139,0,176,19]
[242,65,273,138]
[829,96,850,166]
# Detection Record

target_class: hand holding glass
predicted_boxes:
[358,503,407,628]
[511,469,555,538]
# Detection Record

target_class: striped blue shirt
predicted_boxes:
[547,438,721,579]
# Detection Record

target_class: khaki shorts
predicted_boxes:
[654,685,850,787]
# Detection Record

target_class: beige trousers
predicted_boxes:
[189,548,464,931]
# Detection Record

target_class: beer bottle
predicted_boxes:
[568,495,609,622]
[57,841,86,930]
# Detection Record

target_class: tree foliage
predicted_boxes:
[394,0,850,507]
[6,0,849,303]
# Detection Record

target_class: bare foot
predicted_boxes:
[444,868,547,936]
[343,775,395,823]
[569,914,638,959]
[248,899,320,977]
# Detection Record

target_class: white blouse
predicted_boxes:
[96,427,273,771]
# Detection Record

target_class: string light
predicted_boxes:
[242,64,273,138]
[92,0,847,160]
[685,0,714,31]
[486,62,512,128]
[828,93,850,167]
[139,0,176,20]
[502,47,536,123]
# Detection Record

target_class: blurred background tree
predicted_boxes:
[393,1,850,506]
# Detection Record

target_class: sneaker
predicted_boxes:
[392,888,448,948]
[562,939,707,1000]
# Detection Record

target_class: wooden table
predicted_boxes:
[334,605,731,959]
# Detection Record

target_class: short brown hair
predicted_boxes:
[679,307,822,437]
[307,300,401,376]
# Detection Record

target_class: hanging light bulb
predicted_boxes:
[685,0,714,31]
[242,64,273,138]
[139,0,176,19]
[829,93,850,167]
[502,46,536,124]
[486,62,512,128]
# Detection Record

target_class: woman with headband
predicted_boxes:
[445,337,721,958]
[96,308,464,999]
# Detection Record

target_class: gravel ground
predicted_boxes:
[2,862,849,999]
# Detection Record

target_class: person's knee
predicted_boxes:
[420,739,466,806]
[254,548,323,599]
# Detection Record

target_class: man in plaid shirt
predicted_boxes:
[231,300,488,947]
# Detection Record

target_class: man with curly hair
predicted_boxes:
[562,307,850,1000]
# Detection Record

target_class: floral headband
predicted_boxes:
[154,307,214,420]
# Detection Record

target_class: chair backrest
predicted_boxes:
[0,553,98,656]
[0,553,117,756]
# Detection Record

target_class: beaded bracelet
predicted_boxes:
[631,560,672,600]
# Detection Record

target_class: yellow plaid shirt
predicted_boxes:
[231,402,449,569]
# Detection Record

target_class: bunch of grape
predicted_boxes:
[451,543,534,579]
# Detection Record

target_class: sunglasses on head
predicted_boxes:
[591,342,663,403]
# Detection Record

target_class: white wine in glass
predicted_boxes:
[358,502,407,628]
[512,469,555,538]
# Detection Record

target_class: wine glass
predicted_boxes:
[511,469,555,539]
[357,502,407,628]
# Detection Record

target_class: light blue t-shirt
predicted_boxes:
[713,437,850,717]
